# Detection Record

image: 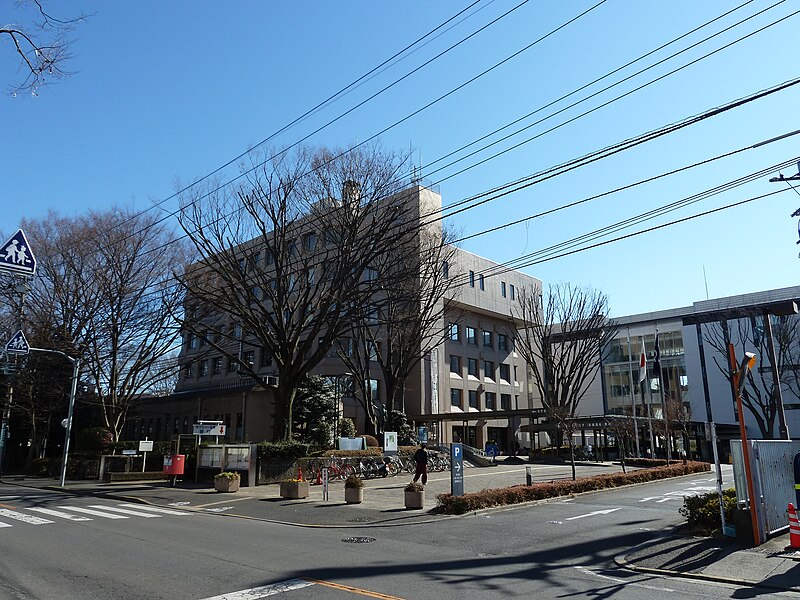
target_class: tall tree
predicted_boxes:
[176,144,422,441]
[511,283,617,479]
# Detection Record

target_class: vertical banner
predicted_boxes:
[451,443,464,496]
[430,348,439,414]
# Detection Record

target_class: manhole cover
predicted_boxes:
[341,536,376,544]
[346,518,370,523]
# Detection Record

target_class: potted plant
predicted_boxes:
[404,481,424,509]
[214,471,240,493]
[280,477,310,499]
[344,474,364,504]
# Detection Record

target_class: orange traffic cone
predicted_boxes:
[788,503,800,549]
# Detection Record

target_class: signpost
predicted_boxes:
[450,443,464,496]
[417,427,428,444]
[0,229,37,276]
[139,438,154,472]
[4,331,30,355]
[193,422,226,437]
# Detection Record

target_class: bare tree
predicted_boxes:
[80,210,190,441]
[176,144,421,441]
[704,315,797,439]
[511,283,618,479]
[1,0,90,95]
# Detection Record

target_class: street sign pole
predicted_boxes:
[450,443,464,496]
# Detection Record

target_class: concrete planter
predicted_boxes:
[404,489,424,509]
[214,477,240,493]
[280,481,310,499]
[345,487,363,504]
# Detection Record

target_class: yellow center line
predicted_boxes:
[303,578,405,599]
[0,503,16,509]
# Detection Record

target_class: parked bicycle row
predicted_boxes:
[306,453,454,481]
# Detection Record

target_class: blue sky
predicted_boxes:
[2,0,799,317]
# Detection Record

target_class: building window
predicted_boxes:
[450,355,461,375]
[212,357,222,375]
[227,357,237,373]
[498,334,508,352]
[483,360,494,380]
[501,394,511,410]
[363,266,379,281]
[469,271,475,287]
[188,333,197,349]
[260,348,272,367]
[182,362,193,379]
[451,388,462,408]
[513,365,518,383]
[501,282,507,297]
[482,331,492,348]
[485,392,496,410]
[479,274,484,291]
[198,360,208,377]
[510,284,515,300]
[443,261,449,278]
[466,326,476,345]
[499,363,510,382]
[467,358,478,377]
[303,232,317,252]
[449,323,460,341]
[468,390,478,408]
[243,351,254,369]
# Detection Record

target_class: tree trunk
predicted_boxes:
[568,438,576,481]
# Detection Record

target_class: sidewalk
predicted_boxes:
[617,531,800,593]
[0,473,453,527]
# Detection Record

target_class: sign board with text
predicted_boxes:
[139,440,154,452]
[450,443,464,496]
[193,423,226,436]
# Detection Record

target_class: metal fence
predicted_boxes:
[731,439,800,542]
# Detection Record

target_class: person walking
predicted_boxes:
[412,442,428,485]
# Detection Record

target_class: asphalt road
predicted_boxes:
[3,466,784,600]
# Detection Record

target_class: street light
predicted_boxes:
[334,373,352,444]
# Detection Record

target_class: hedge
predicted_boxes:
[679,487,737,535]
[435,461,711,514]
[321,448,383,458]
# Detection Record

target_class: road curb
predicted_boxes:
[614,539,800,594]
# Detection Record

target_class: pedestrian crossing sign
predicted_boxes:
[5,330,30,355]
[0,229,37,276]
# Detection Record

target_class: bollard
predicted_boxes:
[526,466,532,486]
[788,503,800,549]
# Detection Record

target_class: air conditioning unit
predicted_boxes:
[266,376,279,387]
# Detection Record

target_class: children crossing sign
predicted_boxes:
[0,229,37,276]
[5,330,30,355]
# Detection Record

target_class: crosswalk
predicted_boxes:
[0,502,191,529]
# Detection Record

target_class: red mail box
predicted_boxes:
[163,454,185,475]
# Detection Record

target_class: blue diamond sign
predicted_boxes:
[0,229,37,276]
[5,330,30,355]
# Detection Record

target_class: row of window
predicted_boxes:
[450,355,515,382]
[184,349,272,379]
[449,323,512,351]
[450,389,516,410]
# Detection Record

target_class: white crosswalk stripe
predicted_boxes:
[88,505,161,518]
[59,506,129,519]
[0,508,53,525]
[27,507,92,521]
[116,503,192,516]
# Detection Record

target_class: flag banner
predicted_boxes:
[654,333,661,377]
[639,337,647,383]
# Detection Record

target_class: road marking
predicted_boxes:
[304,578,405,599]
[117,503,192,515]
[574,566,674,592]
[206,507,233,513]
[88,505,162,518]
[60,506,129,519]
[0,508,53,525]
[197,579,314,599]
[656,497,678,503]
[168,501,191,506]
[564,508,621,521]
[0,521,11,528]
[27,507,92,521]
